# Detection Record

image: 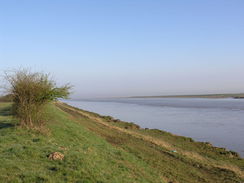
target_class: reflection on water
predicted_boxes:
[64,98,244,157]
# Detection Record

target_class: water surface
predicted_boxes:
[64,98,244,157]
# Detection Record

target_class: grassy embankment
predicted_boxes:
[0,101,243,183]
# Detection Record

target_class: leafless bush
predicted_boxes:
[5,69,71,128]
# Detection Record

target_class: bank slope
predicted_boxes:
[0,102,243,183]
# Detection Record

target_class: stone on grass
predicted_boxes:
[48,152,64,160]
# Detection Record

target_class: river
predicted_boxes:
[64,98,244,157]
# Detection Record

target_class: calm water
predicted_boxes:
[64,98,244,157]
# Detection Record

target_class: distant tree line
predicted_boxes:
[0,94,12,102]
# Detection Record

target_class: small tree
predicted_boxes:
[5,69,71,128]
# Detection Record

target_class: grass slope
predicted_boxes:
[0,102,243,183]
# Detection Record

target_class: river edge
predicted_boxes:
[64,101,243,159]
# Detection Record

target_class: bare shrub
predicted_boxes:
[5,69,71,128]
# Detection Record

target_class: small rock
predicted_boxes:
[48,152,64,160]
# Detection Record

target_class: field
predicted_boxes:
[0,101,243,183]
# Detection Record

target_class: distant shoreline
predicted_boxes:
[129,93,244,99]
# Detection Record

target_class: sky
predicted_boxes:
[0,0,244,98]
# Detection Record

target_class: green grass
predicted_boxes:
[0,102,243,183]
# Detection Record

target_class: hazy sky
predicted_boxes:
[1,0,244,98]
